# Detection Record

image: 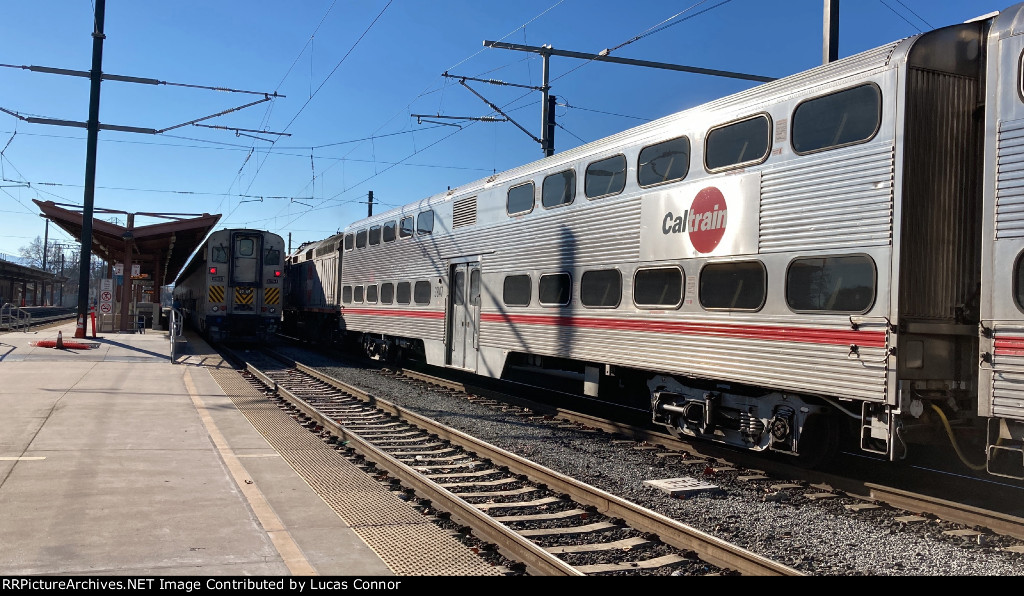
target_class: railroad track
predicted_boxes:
[385,365,1024,545]
[236,348,801,577]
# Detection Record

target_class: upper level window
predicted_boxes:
[580,269,621,308]
[355,229,367,248]
[352,286,364,303]
[705,115,771,172]
[365,284,378,304]
[503,275,531,307]
[634,267,683,308]
[382,221,397,243]
[414,280,431,305]
[368,225,381,246]
[417,210,434,235]
[507,182,535,216]
[538,273,571,306]
[380,282,394,304]
[792,84,881,154]
[585,154,627,199]
[638,136,690,187]
[787,255,875,312]
[699,261,766,310]
[342,286,352,304]
[344,234,354,250]
[399,216,414,238]
[542,169,576,209]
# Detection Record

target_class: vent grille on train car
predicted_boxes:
[452,196,477,228]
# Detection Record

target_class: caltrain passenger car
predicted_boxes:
[173,228,285,343]
[291,4,1024,478]
[282,233,346,343]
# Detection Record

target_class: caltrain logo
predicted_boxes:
[661,186,728,254]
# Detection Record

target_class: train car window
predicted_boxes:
[369,225,381,245]
[539,273,571,306]
[396,282,412,304]
[399,217,414,238]
[238,238,255,256]
[353,286,364,303]
[469,269,481,306]
[705,115,771,172]
[344,234,354,250]
[786,255,875,313]
[356,230,367,248]
[634,267,684,308]
[792,84,881,154]
[503,275,531,307]
[212,245,228,263]
[366,284,378,304]
[1014,251,1024,310]
[342,286,353,304]
[507,182,535,215]
[383,221,397,242]
[381,282,394,304]
[699,261,766,310]
[542,169,576,209]
[581,269,622,308]
[585,154,627,199]
[453,271,465,307]
[417,210,434,235]
[414,280,431,304]
[638,136,690,187]
[264,248,281,265]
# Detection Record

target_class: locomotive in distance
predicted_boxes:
[174,228,285,343]
[282,3,1024,480]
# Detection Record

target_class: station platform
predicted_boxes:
[0,321,503,577]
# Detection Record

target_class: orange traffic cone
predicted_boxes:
[74,315,86,339]
[55,331,64,349]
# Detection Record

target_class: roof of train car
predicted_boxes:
[340,27,933,233]
[34,199,221,288]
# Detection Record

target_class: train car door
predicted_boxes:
[446,261,480,370]
[979,7,1024,479]
[231,231,261,312]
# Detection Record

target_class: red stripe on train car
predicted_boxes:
[343,308,885,347]
[343,308,446,319]
[479,313,885,347]
[994,336,1024,356]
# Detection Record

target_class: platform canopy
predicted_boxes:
[33,200,221,290]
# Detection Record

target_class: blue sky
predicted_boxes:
[0,0,1010,262]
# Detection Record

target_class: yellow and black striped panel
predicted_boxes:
[209,285,225,303]
[264,287,280,305]
[235,287,255,305]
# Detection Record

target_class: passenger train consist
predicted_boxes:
[174,228,285,343]
[283,4,1024,478]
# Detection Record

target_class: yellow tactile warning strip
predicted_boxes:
[204,364,503,576]
[209,285,225,303]
[183,368,317,576]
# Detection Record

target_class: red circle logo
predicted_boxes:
[688,187,728,253]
